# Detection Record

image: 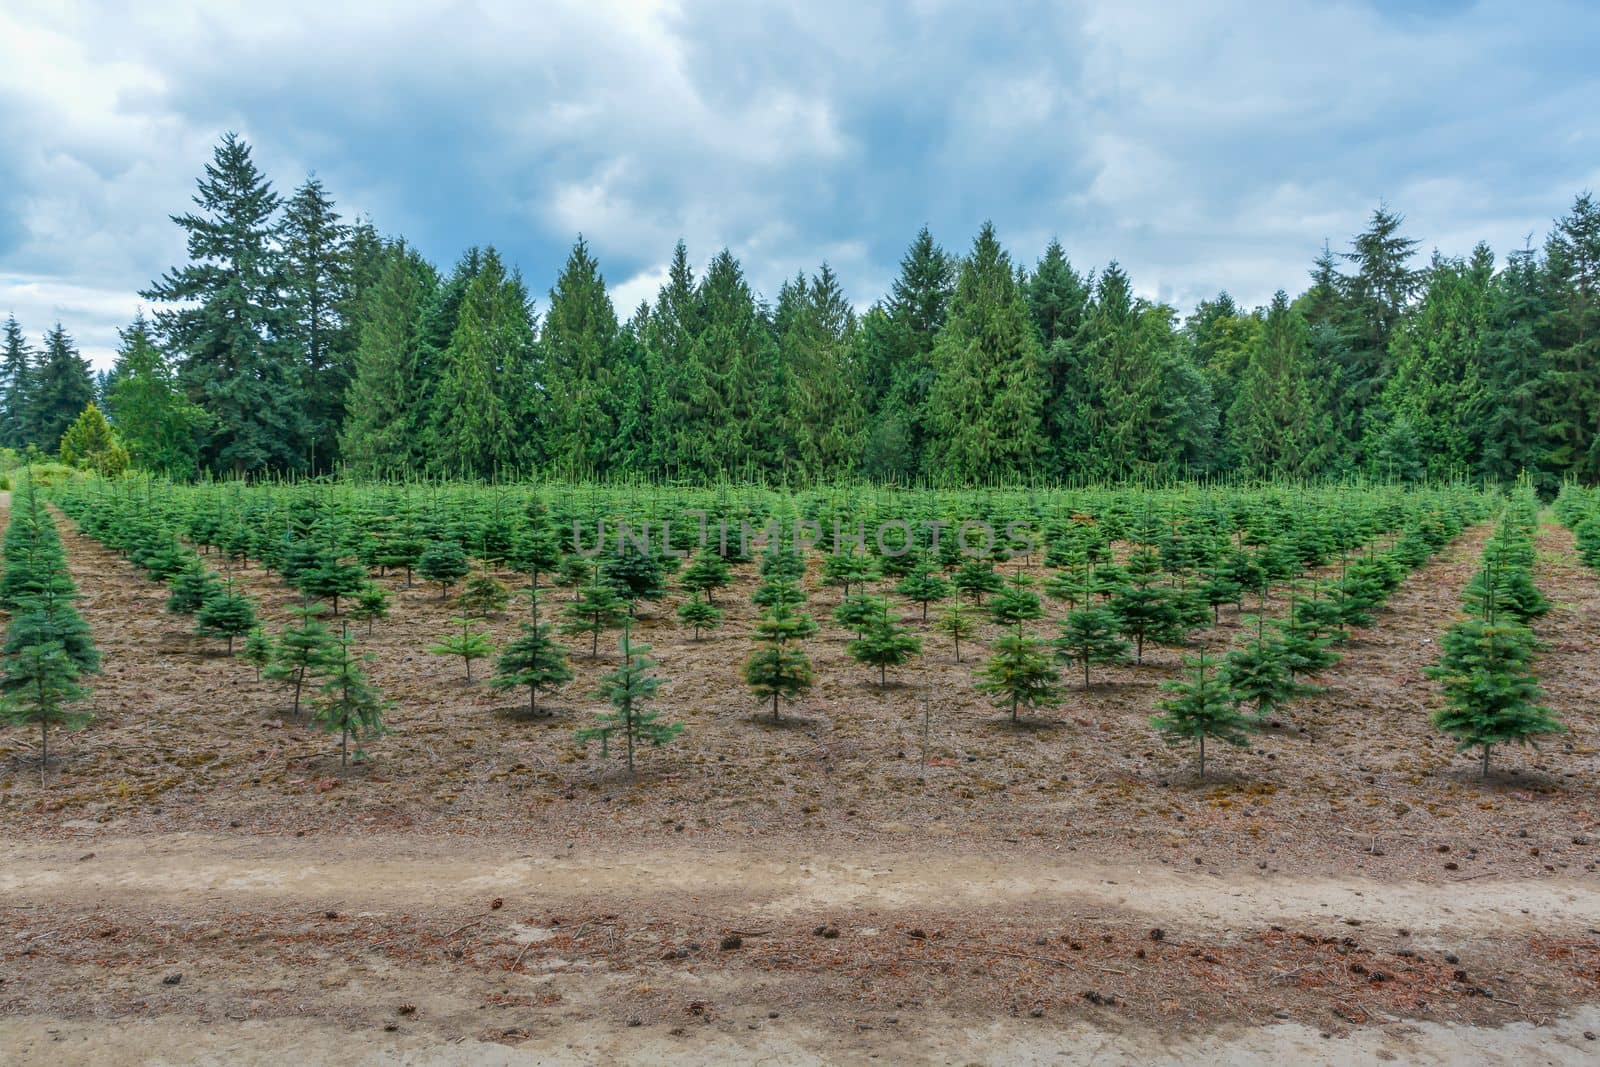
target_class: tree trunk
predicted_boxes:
[880,664,887,688]
[342,727,349,768]
[1482,743,1491,779]
[772,692,781,722]
[40,720,47,788]
[530,685,538,717]
[1083,658,1090,687]
[1198,735,1206,779]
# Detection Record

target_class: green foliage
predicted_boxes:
[314,623,391,767]
[986,571,1043,626]
[456,570,510,617]
[577,624,682,773]
[58,403,130,477]
[679,549,732,604]
[846,600,922,687]
[1053,606,1130,687]
[195,579,258,653]
[263,602,337,716]
[429,615,495,682]
[1427,617,1560,777]
[1151,652,1255,778]
[744,601,815,720]
[975,622,1061,723]
[348,581,391,634]
[676,593,724,640]
[417,539,469,599]
[894,562,950,620]
[560,570,629,657]
[491,594,573,716]
[934,597,978,662]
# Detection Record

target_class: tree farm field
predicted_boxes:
[4,476,1600,1064]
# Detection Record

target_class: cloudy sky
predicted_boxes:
[2,0,1597,367]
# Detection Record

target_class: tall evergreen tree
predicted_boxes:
[428,248,538,476]
[1228,292,1331,478]
[780,264,865,478]
[1478,246,1555,486]
[339,241,439,476]
[279,176,353,470]
[0,316,33,449]
[922,222,1046,483]
[861,227,954,479]
[105,313,210,476]
[30,325,95,450]
[1337,205,1421,445]
[541,237,629,476]
[141,132,305,473]
[1543,192,1600,479]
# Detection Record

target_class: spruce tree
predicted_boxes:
[195,579,257,654]
[456,570,510,617]
[847,600,922,688]
[1151,652,1254,778]
[429,616,494,682]
[263,603,337,716]
[0,315,33,448]
[278,176,353,470]
[314,622,391,767]
[541,237,631,476]
[417,539,469,600]
[822,548,879,600]
[1054,606,1131,687]
[679,548,732,604]
[922,223,1046,482]
[30,325,96,449]
[105,314,209,476]
[578,623,681,773]
[1228,293,1331,478]
[895,562,950,621]
[561,568,628,657]
[491,592,573,716]
[166,560,221,616]
[58,403,129,475]
[0,640,90,786]
[976,621,1061,724]
[835,592,889,639]
[676,592,724,640]
[142,132,306,473]
[986,571,1044,627]
[935,598,978,662]
[743,601,816,721]
[339,241,439,476]
[242,626,273,680]
[1427,617,1560,777]
[348,581,391,635]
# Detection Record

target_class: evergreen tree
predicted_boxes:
[935,597,978,662]
[986,571,1044,627]
[456,570,510,617]
[30,325,95,449]
[57,403,129,475]
[779,264,866,478]
[976,621,1061,724]
[847,600,922,688]
[1337,205,1421,446]
[676,592,724,640]
[263,603,337,716]
[541,237,630,476]
[105,313,210,476]
[416,539,469,600]
[1543,192,1600,479]
[922,223,1046,482]
[314,622,390,767]
[348,582,391,635]
[0,315,34,448]
[679,548,732,604]
[1478,247,1555,487]
[743,603,815,721]
[279,176,353,470]
[860,227,954,477]
[339,241,439,476]
[0,640,90,786]
[1228,293,1331,478]
[1151,651,1254,778]
[1054,606,1131,687]
[491,592,574,716]
[1427,617,1560,777]
[166,559,221,616]
[561,568,629,657]
[242,626,274,681]
[428,248,537,476]
[142,132,306,473]
[195,579,257,654]
[895,562,950,621]
[429,615,495,682]
[577,623,681,774]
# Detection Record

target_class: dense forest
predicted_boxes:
[3,132,1597,488]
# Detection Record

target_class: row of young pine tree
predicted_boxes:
[7,132,1600,486]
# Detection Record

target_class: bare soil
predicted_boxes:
[3,500,1599,1063]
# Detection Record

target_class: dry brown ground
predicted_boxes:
[2,498,1599,1063]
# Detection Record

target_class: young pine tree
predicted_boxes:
[242,626,273,681]
[1426,616,1561,777]
[577,623,682,774]
[847,600,922,688]
[1151,652,1255,778]
[429,616,495,682]
[976,622,1061,724]
[0,640,90,786]
[348,581,391,635]
[194,579,257,654]
[166,559,220,616]
[986,571,1044,627]
[314,623,391,768]
[456,570,510,617]
[417,539,470,600]
[263,603,337,716]
[679,548,732,604]
[490,592,574,717]
[895,562,950,621]
[743,601,816,721]
[561,568,629,658]
[676,592,724,640]
[935,597,978,662]
[1054,606,1131,687]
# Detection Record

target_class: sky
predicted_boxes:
[1,0,1597,369]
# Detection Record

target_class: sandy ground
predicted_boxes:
[3,498,1600,1063]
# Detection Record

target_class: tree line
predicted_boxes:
[5,132,1598,486]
